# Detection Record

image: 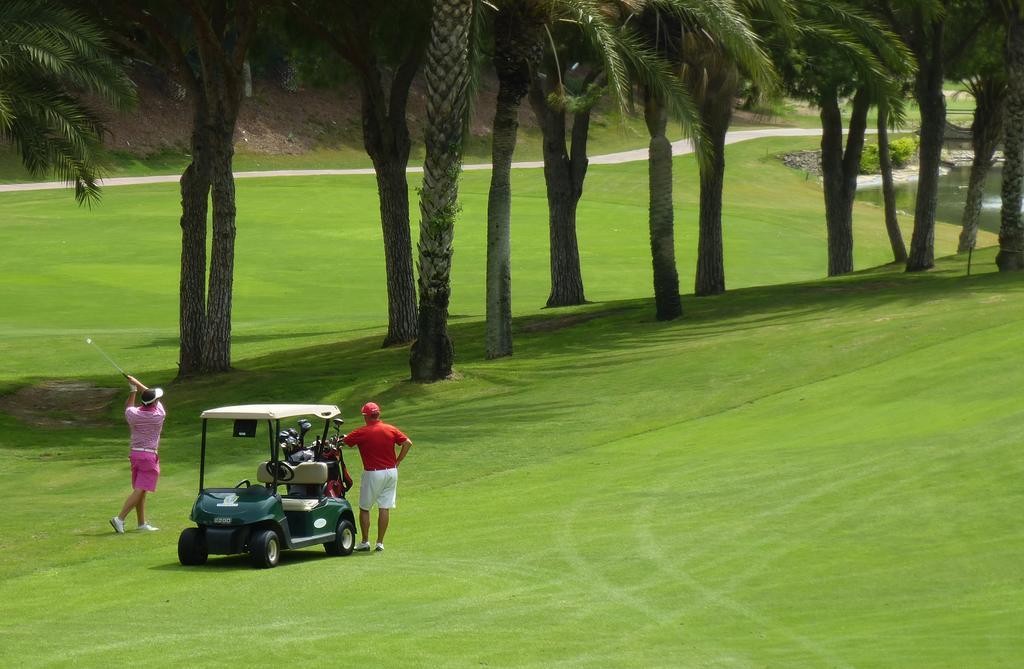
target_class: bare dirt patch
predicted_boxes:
[0,381,120,428]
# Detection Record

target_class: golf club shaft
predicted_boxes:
[87,339,129,378]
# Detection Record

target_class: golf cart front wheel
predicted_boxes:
[178,527,208,566]
[251,529,280,569]
[325,519,356,556]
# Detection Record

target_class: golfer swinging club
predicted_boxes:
[343,402,413,552]
[110,375,165,534]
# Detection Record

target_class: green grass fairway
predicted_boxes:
[0,138,1019,667]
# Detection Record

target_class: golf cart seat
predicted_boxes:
[256,462,329,511]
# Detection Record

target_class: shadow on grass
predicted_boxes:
[149,550,367,572]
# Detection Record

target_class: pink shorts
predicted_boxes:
[130,452,160,492]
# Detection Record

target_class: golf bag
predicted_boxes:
[317,442,353,498]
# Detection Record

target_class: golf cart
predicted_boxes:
[178,404,356,569]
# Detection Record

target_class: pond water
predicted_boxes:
[854,165,1020,234]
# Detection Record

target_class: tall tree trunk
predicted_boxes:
[695,81,736,297]
[907,36,946,271]
[877,99,908,263]
[998,12,1024,271]
[373,159,419,345]
[359,52,421,347]
[177,115,211,378]
[485,7,541,359]
[410,0,473,382]
[958,78,1004,253]
[820,89,870,276]
[528,74,590,307]
[202,119,238,372]
[644,90,682,318]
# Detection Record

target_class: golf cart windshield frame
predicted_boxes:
[197,404,340,491]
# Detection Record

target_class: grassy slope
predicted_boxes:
[0,138,1019,667]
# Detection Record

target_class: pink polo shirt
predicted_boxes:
[125,402,166,452]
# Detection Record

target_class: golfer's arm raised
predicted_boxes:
[396,438,413,467]
[124,375,148,408]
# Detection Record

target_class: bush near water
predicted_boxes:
[860,136,919,174]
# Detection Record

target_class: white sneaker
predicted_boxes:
[374,543,384,552]
[109,516,125,534]
[137,523,159,532]
[354,541,371,552]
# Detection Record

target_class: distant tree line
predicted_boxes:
[10,0,1024,383]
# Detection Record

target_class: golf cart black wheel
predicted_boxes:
[178,528,208,566]
[251,529,280,569]
[325,519,356,556]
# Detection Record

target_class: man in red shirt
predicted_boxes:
[342,402,413,552]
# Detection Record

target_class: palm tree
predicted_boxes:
[768,0,913,276]
[997,2,1024,270]
[876,96,909,262]
[957,73,1006,254]
[0,1,134,203]
[410,0,474,382]
[485,2,546,359]
[101,1,258,375]
[635,0,778,306]
[285,1,430,347]
[526,2,698,309]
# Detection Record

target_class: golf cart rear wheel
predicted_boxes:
[251,529,280,569]
[178,527,208,566]
[325,519,356,556]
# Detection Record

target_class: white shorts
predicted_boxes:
[359,468,398,510]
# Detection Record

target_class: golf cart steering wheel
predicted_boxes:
[264,461,295,482]
[235,479,251,488]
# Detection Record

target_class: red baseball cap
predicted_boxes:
[361,402,381,416]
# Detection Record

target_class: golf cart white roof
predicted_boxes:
[200,404,341,420]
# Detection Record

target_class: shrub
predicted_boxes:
[859,136,919,174]
[890,137,919,168]
[860,144,880,174]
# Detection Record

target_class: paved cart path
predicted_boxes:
[0,127,827,194]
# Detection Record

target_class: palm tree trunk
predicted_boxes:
[529,75,589,308]
[820,89,869,276]
[485,7,540,359]
[695,83,735,297]
[958,78,1004,254]
[177,117,211,378]
[486,90,517,359]
[644,90,682,318]
[907,51,946,272]
[877,99,908,263]
[360,55,420,347]
[410,0,473,382]
[373,159,419,346]
[997,13,1024,271]
[202,119,237,372]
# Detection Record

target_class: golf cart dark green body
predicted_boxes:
[178,404,356,569]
